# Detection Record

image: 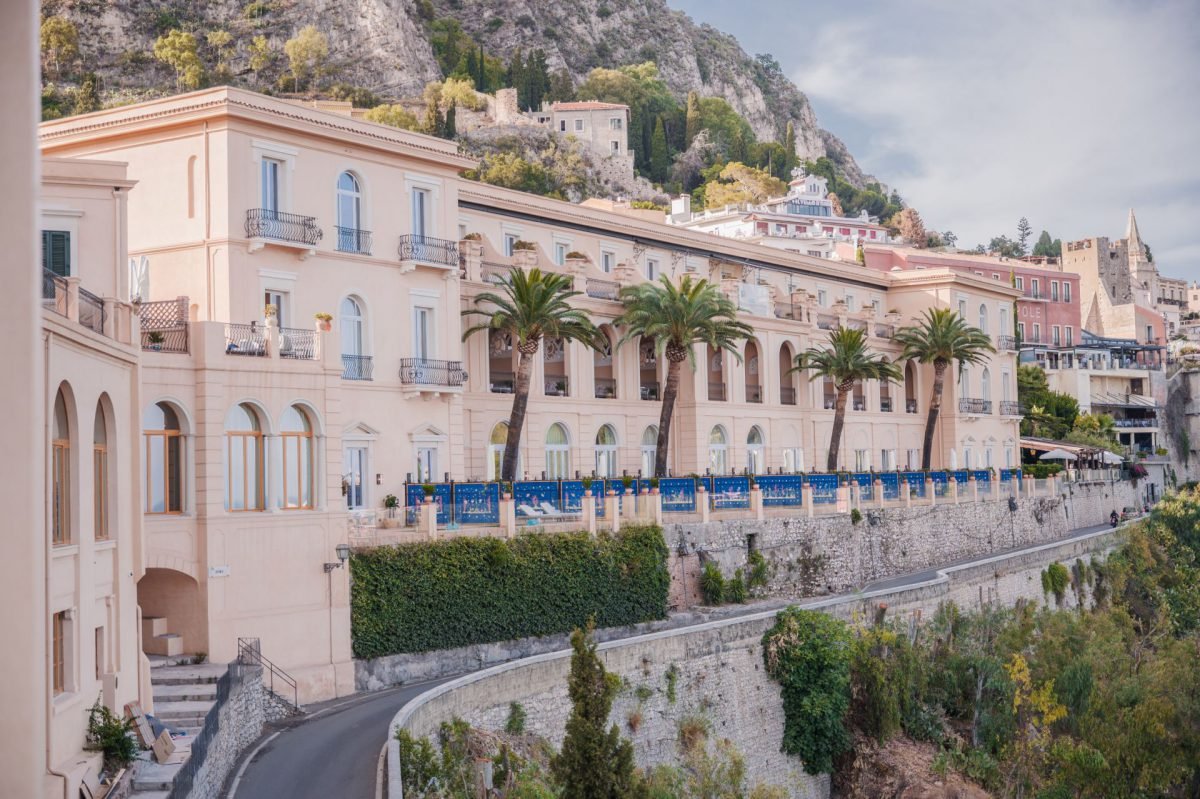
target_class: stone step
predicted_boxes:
[153,683,217,702]
[128,792,170,799]
[149,663,226,685]
[154,700,215,721]
[144,633,183,657]
[132,760,182,792]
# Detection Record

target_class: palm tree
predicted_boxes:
[894,308,995,470]
[463,268,603,482]
[615,276,754,477]
[794,326,901,471]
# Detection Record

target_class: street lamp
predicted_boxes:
[324,543,352,573]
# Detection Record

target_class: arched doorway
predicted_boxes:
[744,340,761,403]
[137,568,205,658]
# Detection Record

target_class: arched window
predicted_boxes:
[281,405,314,510]
[978,303,988,334]
[879,358,893,412]
[343,292,364,359]
[51,389,70,545]
[594,424,618,477]
[640,426,659,476]
[545,423,570,479]
[594,326,616,399]
[93,403,109,541]
[488,422,509,481]
[144,402,184,514]
[746,426,764,474]
[981,367,991,404]
[226,403,264,512]
[744,341,761,403]
[708,425,728,474]
[336,171,366,252]
[904,361,918,413]
[779,343,797,405]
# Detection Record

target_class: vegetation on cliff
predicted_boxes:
[763,488,1200,797]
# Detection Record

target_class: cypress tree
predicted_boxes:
[784,120,797,174]
[464,49,478,88]
[649,116,668,182]
[508,47,525,103]
[684,91,701,148]
[476,44,486,91]
[444,99,456,139]
[422,94,444,137]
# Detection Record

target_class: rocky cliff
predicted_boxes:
[43,0,867,183]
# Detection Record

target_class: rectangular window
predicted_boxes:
[646,259,659,281]
[411,187,430,239]
[1031,278,1040,297]
[1053,326,1061,345]
[1015,276,1024,291]
[281,430,313,510]
[958,299,967,317]
[261,158,282,212]
[94,443,108,541]
[1051,281,1059,301]
[1065,327,1073,346]
[416,447,437,483]
[226,432,263,512]
[610,141,620,154]
[1018,321,1026,340]
[559,120,566,132]
[95,626,105,679]
[264,290,288,327]
[601,251,615,273]
[907,449,920,470]
[855,450,870,471]
[846,294,856,312]
[609,117,623,130]
[42,230,71,277]
[574,118,584,132]
[345,446,368,510]
[52,612,66,695]
[145,431,183,514]
[503,233,517,256]
[817,289,828,307]
[1146,325,1153,342]
[1063,282,1071,303]
[880,449,893,471]
[1033,323,1041,343]
[413,307,433,360]
[554,243,566,265]
[992,273,1001,280]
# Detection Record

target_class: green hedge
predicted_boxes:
[350,525,670,658]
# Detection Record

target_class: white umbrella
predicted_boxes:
[1099,450,1124,465]
[1039,448,1078,461]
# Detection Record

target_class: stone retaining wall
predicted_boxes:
[388,526,1124,799]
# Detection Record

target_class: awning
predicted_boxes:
[1039,448,1078,461]
[1099,451,1124,465]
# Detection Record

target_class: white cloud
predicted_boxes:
[676,0,1200,279]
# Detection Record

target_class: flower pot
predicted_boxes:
[423,496,434,504]
[503,493,513,500]
[583,490,593,497]
[316,319,332,332]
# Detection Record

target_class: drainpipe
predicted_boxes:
[43,335,71,798]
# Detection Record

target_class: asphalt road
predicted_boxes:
[226,518,1124,799]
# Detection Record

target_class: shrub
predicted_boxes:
[350,525,669,657]
[1042,562,1071,607]
[505,701,526,734]
[850,508,863,525]
[699,561,725,605]
[747,550,769,591]
[511,239,537,251]
[762,608,853,774]
[86,698,136,771]
[726,569,748,604]
[665,664,679,704]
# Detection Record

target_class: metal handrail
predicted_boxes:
[490,370,516,393]
[237,637,300,711]
[138,297,190,353]
[399,358,466,386]
[341,354,374,380]
[780,387,797,405]
[78,286,106,335]
[594,378,617,398]
[335,226,373,254]
[224,323,268,356]
[640,381,660,401]
[585,278,621,300]
[746,384,763,403]
[42,268,68,316]
[708,382,726,401]
[398,235,459,267]
[279,326,316,360]
[997,334,1017,350]
[999,400,1023,416]
[959,398,993,414]
[481,261,514,283]
[245,208,322,246]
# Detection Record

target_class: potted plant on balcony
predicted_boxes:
[263,304,277,324]
[380,493,399,527]
[462,232,482,241]
[501,481,513,500]
[554,381,566,396]
[146,331,165,351]
[581,476,594,497]
[649,477,660,494]
[421,483,436,503]
[314,312,333,332]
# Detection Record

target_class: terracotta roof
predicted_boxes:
[550,101,629,112]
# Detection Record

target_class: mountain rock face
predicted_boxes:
[44,0,867,183]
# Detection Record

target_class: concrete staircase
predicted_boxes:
[129,655,226,796]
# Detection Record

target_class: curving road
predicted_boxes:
[225,519,1121,799]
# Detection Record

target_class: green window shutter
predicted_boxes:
[42,230,71,277]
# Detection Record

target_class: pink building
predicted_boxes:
[862,246,1082,349]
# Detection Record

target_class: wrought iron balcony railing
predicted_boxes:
[545,375,569,396]
[245,208,322,247]
[341,354,374,381]
[997,334,1017,351]
[640,382,660,401]
[398,235,459,267]
[594,378,617,398]
[279,327,316,360]
[999,400,1022,416]
[708,382,726,401]
[906,399,919,414]
[399,358,466,386]
[780,387,797,405]
[585,278,621,300]
[746,385,763,403]
[335,226,372,255]
[880,397,894,412]
[225,323,268,356]
[958,398,993,414]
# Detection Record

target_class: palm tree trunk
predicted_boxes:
[501,349,535,482]
[654,358,683,477]
[921,361,948,471]
[827,386,850,471]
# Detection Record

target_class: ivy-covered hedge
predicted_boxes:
[350,525,670,658]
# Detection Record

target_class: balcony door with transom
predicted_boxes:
[261,157,282,215]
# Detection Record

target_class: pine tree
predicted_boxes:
[649,116,668,182]
[551,622,643,799]
[464,49,478,88]
[684,91,701,148]
[443,100,456,139]
[1017,216,1032,256]
[507,47,525,104]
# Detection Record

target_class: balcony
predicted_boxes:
[1114,416,1158,428]
[278,327,315,360]
[398,235,459,271]
[823,397,836,410]
[816,313,837,330]
[77,286,106,336]
[482,261,514,284]
[640,382,660,401]
[335,226,372,255]
[775,303,801,321]
[873,323,894,339]
[780,387,797,405]
[746,385,763,403]
[880,397,894,412]
[846,318,868,333]
[545,376,569,396]
[999,400,1022,416]
[906,399,919,414]
[708,382,726,401]
[853,399,866,411]
[224,323,268,356]
[245,209,322,255]
[341,354,374,381]
[997,334,1017,351]
[399,358,466,387]
[594,378,617,399]
[585,278,621,300]
[958,397,992,414]
[138,297,190,354]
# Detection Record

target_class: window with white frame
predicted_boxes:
[880,449,894,471]
[411,187,430,239]
[1053,325,1061,345]
[1063,282,1072,303]
[545,423,571,479]
[344,444,368,509]
[261,157,282,213]
[264,289,289,327]
[906,449,920,470]
[640,426,658,476]
[504,233,517,256]
[225,403,264,512]
[1065,326,1073,346]
[1051,281,1059,301]
[341,296,366,360]
[782,447,803,473]
[601,251,615,273]
[747,427,765,474]
[855,449,870,471]
[708,426,728,474]
[1031,277,1040,297]
[336,172,364,252]
[595,425,618,477]
[416,446,437,483]
[413,305,433,360]
[978,303,988,333]
[554,242,566,265]
[1033,323,1041,343]
[646,258,659,281]
[1015,276,1024,291]
[574,118,584,132]
[609,117,623,130]
[980,367,991,403]
[817,289,828,307]
[280,405,315,510]
[42,230,71,277]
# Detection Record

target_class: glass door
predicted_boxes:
[345,446,367,509]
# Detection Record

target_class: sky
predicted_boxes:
[668,0,1200,280]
